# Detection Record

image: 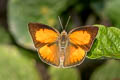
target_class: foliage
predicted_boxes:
[48,67,80,80]
[90,60,120,80]
[0,45,41,80]
[8,0,76,49]
[104,0,120,28]
[0,25,41,80]
[0,26,11,44]
[88,25,120,59]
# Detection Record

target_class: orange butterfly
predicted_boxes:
[28,18,98,68]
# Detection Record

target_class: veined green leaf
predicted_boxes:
[87,25,120,59]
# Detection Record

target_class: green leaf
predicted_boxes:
[90,60,120,80]
[0,25,11,44]
[104,0,120,28]
[0,45,41,80]
[48,67,80,80]
[87,25,120,59]
[8,0,75,49]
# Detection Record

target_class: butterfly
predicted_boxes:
[28,18,98,68]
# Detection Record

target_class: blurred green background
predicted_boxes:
[0,0,120,80]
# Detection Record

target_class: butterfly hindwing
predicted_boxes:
[38,43,60,66]
[63,26,98,67]
[64,43,86,67]
[28,23,60,66]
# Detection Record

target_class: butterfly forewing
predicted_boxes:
[28,23,60,66]
[68,26,99,51]
[63,26,98,67]
[28,23,59,48]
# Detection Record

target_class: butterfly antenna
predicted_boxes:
[58,16,64,30]
[65,16,71,30]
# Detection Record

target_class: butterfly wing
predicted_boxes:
[63,26,99,67]
[28,23,60,66]
[63,43,86,67]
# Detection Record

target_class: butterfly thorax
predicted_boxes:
[60,30,68,49]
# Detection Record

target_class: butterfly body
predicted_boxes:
[60,30,68,49]
[28,23,98,68]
